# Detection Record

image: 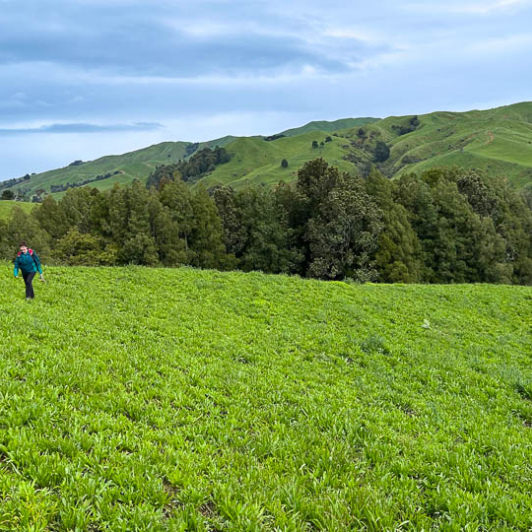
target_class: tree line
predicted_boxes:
[1,158,531,284]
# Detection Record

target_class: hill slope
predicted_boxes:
[363,101,532,187]
[1,264,532,529]
[4,103,532,197]
[0,200,35,220]
[279,117,379,137]
[3,136,236,197]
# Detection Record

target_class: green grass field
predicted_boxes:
[1,264,532,530]
[0,201,35,220]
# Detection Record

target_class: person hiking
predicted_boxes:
[14,242,45,300]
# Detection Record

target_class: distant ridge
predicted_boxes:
[3,102,532,198]
[279,117,379,137]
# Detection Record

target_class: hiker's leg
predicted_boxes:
[24,272,36,299]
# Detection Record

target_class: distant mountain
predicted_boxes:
[4,103,532,199]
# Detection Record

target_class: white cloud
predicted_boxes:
[467,33,532,54]
[405,0,531,15]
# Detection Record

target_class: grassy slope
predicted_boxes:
[7,136,236,197]
[375,102,532,186]
[1,264,532,530]
[5,103,532,197]
[199,132,361,189]
[280,117,379,137]
[0,200,35,220]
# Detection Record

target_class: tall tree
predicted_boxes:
[235,186,302,274]
[190,185,228,269]
[213,185,246,258]
[365,169,423,283]
[108,182,158,265]
[6,207,51,259]
[33,195,70,240]
[159,179,196,263]
[147,191,187,266]
[298,162,382,280]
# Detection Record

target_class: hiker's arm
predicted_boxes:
[33,252,43,275]
[13,257,19,278]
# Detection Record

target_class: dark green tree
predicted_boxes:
[297,160,382,279]
[60,188,94,234]
[33,195,70,240]
[1,190,14,200]
[365,169,423,282]
[213,186,246,258]
[147,190,187,266]
[159,179,196,262]
[190,185,228,269]
[6,206,51,259]
[374,141,390,162]
[235,186,302,274]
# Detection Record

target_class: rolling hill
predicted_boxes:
[3,102,532,198]
[279,117,379,137]
[0,136,237,198]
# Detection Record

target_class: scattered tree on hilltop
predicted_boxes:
[264,134,286,142]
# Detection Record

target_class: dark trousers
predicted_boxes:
[22,272,36,299]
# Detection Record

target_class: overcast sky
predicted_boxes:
[1,0,531,180]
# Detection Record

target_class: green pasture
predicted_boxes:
[1,264,532,530]
[0,201,35,220]
[199,133,358,189]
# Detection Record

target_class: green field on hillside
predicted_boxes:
[1,265,532,530]
[0,200,35,220]
[279,117,379,137]
[199,132,359,189]
[6,102,532,198]
[374,103,532,186]
[5,137,236,198]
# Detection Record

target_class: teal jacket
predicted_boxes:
[14,250,43,276]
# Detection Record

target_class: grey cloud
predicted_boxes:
[0,122,163,135]
[0,1,384,77]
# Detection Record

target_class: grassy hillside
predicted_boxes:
[279,117,379,137]
[199,132,363,189]
[5,136,236,197]
[1,264,532,530]
[367,102,532,186]
[0,200,35,220]
[5,103,532,198]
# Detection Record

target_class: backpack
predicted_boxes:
[16,249,38,268]
[17,248,34,257]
